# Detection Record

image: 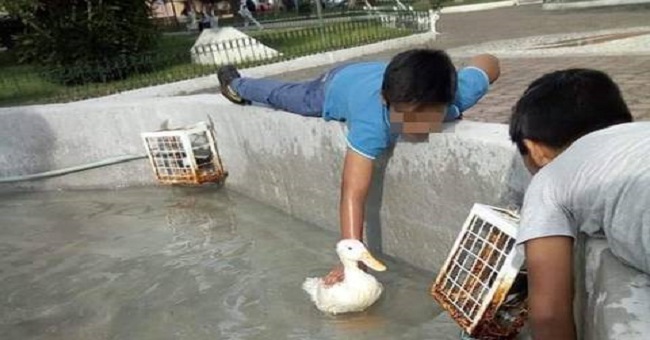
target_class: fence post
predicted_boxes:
[428,9,441,35]
[314,0,328,49]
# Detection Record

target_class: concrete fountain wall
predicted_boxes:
[0,90,647,339]
[0,93,530,269]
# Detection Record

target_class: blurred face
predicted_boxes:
[388,102,447,142]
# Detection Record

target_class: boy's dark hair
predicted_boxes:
[382,49,457,106]
[509,68,633,155]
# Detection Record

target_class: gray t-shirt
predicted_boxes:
[518,122,650,274]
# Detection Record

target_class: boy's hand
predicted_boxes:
[322,262,369,286]
[469,54,501,84]
[323,264,344,286]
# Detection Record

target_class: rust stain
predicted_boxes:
[431,287,473,331]
[472,296,528,339]
[157,168,228,185]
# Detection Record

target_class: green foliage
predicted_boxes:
[297,0,313,15]
[0,13,26,49]
[429,0,451,10]
[1,18,416,106]
[1,0,161,85]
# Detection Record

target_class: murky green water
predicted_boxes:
[0,187,454,340]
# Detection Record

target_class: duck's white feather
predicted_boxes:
[302,240,385,315]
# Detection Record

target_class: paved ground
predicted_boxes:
[212,3,650,123]
[462,55,650,123]
[435,4,650,122]
[432,3,650,51]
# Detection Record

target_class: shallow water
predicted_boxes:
[0,187,454,340]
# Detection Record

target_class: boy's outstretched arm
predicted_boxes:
[322,148,374,285]
[339,149,373,240]
[469,54,500,84]
[526,236,576,340]
[449,53,500,118]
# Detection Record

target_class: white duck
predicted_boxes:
[302,239,387,315]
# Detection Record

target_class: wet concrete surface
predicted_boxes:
[0,187,456,340]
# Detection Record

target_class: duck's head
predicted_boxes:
[336,239,387,272]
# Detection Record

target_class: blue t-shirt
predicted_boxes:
[321,62,490,160]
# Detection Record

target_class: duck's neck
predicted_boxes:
[341,259,363,276]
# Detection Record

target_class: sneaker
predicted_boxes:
[217,65,250,105]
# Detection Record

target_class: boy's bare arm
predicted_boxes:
[469,54,501,84]
[322,148,374,285]
[339,149,374,240]
[526,236,576,340]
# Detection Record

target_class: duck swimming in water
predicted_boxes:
[302,239,387,315]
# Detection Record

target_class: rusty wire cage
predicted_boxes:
[141,120,228,185]
[431,203,528,339]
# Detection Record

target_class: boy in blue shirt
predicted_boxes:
[217,49,500,284]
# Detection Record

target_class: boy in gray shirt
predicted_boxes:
[508,68,648,339]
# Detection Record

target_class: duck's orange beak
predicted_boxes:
[360,251,387,272]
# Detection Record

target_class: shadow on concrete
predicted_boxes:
[365,147,395,255]
[0,111,56,193]
[498,152,531,211]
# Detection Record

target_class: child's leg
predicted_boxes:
[231,76,326,117]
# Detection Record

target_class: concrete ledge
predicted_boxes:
[440,0,522,14]
[582,239,650,340]
[445,26,650,58]
[0,94,529,273]
[543,0,650,10]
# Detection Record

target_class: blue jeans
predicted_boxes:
[230,64,350,117]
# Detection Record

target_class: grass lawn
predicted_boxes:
[0,21,410,107]
[411,0,505,10]
[252,21,411,56]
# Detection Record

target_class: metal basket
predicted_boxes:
[431,204,528,339]
[141,120,228,185]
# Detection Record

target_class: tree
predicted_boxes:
[1,0,161,85]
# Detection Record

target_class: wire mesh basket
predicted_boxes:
[141,120,228,185]
[431,203,528,339]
